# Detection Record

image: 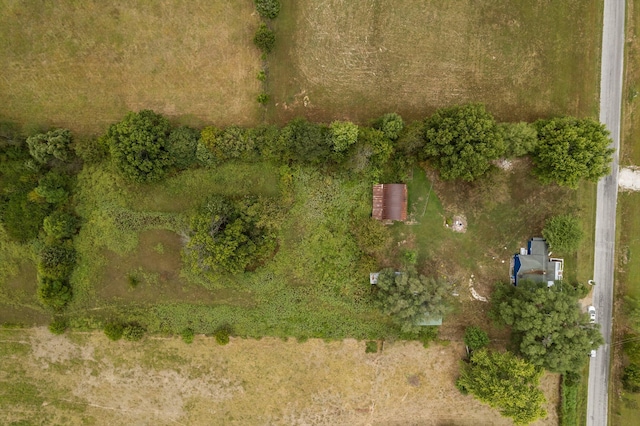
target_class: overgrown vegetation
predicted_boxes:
[542,214,584,254]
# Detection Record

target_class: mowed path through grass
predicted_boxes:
[0,0,262,135]
[269,0,602,124]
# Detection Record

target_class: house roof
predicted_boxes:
[372,184,408,221]
[512,237,562,285]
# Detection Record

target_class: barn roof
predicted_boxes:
[372,184,408,221]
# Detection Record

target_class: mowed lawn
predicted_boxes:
[268,0,602,124]
[0,328,561,426]
[0,0,263,136]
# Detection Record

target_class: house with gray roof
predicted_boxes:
[510,237,564,286]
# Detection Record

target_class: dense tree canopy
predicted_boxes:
[275,118,331,165]
[456,349,547,425]
[375,112,404,140]
[253,23,275,53]
[106,110,172,183]
[185,195,280,274]
[167,126,199,169]
[329,121,359,153]
[492,281,603,373]
[532,117,614,188]
[37,277,72,310]
[375,268,453,333]
[423,104,504,181]
[26,129,73,164]
[254,0,281,19]
[43,211,78,241]
[542,214,584,254]
[499,122,538,158]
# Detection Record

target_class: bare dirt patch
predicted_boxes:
[1,329,560,425]
[619,167,640,191]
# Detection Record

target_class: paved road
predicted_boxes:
[587,0,625,425]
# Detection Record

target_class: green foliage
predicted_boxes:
[1,191,50,242]
[464,326,489,351]
[533,117,614,188]
[492,281,603,374]
[375,268,453,333]
[34,171,70,205]
[106,110,173,183]
[214,326,231,345]
[257,70,267,81]
[127,274,140,288]
[43,211,78,241]
[37,241,76,280]
[542,214,584,254]
[185,195,279,274]
[48,317,68,335]
[348,127,394,179]
[623,363,640,392]
[73,136,109,164]
[395,121,425,157]
[254,0,280,19]
[257,93,270,104]
[402,249,418,265]
[365,340,378,353]
[253,23,275,53]
[329,121,359,153]
[376,112,404,140]
[275,118,331,165]
[26,129,73,164]
[167,126,199,170]
[500,122,538,158]
[104,322,124,341]
[423,103,504,181]
[349,219,390,258]
[37,277,72,310]
[123,324,145,341]
[456,348,547,425]
[181,328,195,344]
[561,374,579,426]
[205,126,257,162]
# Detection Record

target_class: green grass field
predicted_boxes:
[268,0,602,125]
[0,0,263,136]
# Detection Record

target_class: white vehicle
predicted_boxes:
[588,305,597,324]
[590,349,597,358]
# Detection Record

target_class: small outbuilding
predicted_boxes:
[372,184,408,222]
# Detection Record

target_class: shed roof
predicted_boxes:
[372,184,408,221]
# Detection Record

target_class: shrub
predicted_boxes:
[464,326,490,351]
[330,121,359,153]
[123,324,145,341]
[255,0,281,19]
[43,211,78,241]
[254,23,275,53]
[257,70,267,81]
[215,326,231,345]
[127,274,140,288]
[104,322,124,341]
[167,126,199,170]
[48,317,68,335]
[26,129,73,164]
[499,122,538,158]
[1,191,51,242]
[74,136,109,164]
[257,93,270,104]
[37,277,72,310]
[623,363,640,392]
[37,242,76,280]
[181,328,195,344]
[365,340,378,353]
[402,250,418,265]
[542,214,584,254]
[34,171,70,205]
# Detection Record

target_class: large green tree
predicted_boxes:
[532,117,614,188]
[456,348,547,425]
[423,103,504,181]
[492,281,603,373]
[375,268,453,333]
[106,110,173,183]
[185,195,279,274]
[542,214,584,254]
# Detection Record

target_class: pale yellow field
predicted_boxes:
[0,328,559,425]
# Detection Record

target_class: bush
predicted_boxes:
[48,317,68,335]
[464,326,490,351]
[127,274,140,288]
[37,242,76,280]
[26,129,73,164]
[257,93,270,104]
[104,322,124,341]
[43,211,78,241]
[330,121,359,153]
[167,126,199,170]
[123,324,145,341]
[365,340,378,353]
[623,363,640,393]
[255,0,281,19]
[254,23,275,53]
[74,136,109,164]
[1,191,51,242]
[257,70,267,81]
[34,171,70,205]
[542,214,584,254]
[181,328,195,344]
[37,277,72,310]
[402,249,418,265]
[215,326,231,345]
